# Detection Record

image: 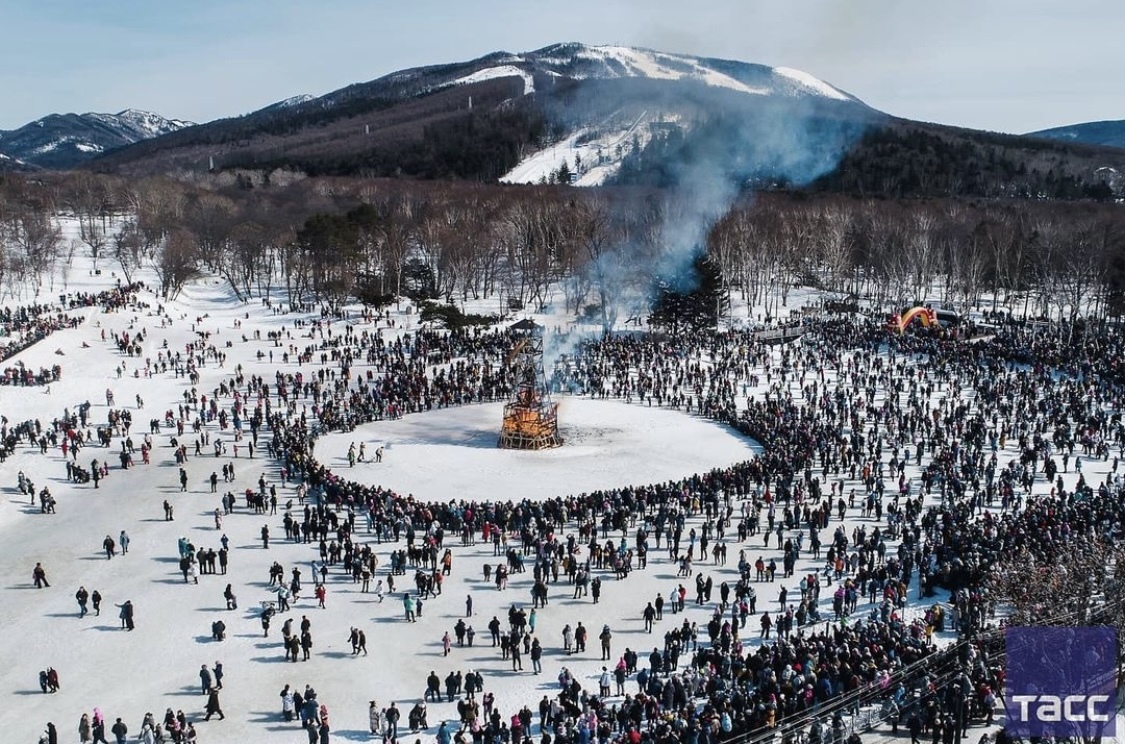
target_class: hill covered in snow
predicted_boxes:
[0,110,192,170]
[17,43,1118,200]
[88,42,877,183]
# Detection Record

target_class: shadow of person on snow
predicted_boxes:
[245,710,297,733]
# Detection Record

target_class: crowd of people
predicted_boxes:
[0,362,62,386]
[15,291,1125,744]
[228,311,1119,743]
[0,283,144,368]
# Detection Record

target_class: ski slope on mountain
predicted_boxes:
[449,66,535,96]
[500,112,657,186]
[492,44,861,186]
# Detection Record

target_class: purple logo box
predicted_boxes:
[1004,627,1117,738]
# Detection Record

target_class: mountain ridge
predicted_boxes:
[83,42,876,180]
[2,42,1121,202]
[0,109,192,170]
[1024,120,1124,149]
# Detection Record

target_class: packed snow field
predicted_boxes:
[2,249,1121,744]
[0,266,783,744]
[317,400,760,504]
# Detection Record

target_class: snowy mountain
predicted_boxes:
[0,109,193,170]
[90,43,877,180]
[0,150,31,171]
[495,43,859,102]
[464,44,869,185]
[15,44,1117,198]
[328,43,860,105]
[258,94,317,113]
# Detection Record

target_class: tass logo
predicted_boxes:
[1005,627,1117,738]
[1008,694,1112,722]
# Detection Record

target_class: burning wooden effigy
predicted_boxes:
[499,320,562,450]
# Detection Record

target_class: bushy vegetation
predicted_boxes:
[649,253,728,331]
[418,300,498,329]
[244,106,548,181]
[91,78,547,184]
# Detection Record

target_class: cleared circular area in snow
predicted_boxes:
[317,397,760,502]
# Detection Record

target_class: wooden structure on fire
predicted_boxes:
[499,319,562,450]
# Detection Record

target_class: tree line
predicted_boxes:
[810,122,1123,201]
[1,171,1122,325]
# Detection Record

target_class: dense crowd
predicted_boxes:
[0,362,61,386]
[222,312,1120,744]
[15,298,1125,744]
[0,314,83,364]
[0,283,145,367]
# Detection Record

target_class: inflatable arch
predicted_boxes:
[890,307,938,334]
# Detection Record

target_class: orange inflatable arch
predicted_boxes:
[890,307,938,334]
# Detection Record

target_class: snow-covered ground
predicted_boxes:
[0,265,779,744]
[0,236,1108,744]
[318,399,759,503]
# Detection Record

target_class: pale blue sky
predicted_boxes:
[2,0,1121,133]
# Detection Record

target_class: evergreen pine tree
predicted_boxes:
[649,252,728,332]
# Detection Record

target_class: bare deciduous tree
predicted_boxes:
[63,172,113,270]
[151,227,202,300]
[815,203,853,294]
[112,221,145,285]
[6,205,63,295]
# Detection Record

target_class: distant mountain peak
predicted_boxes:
[509,42,860,103]
[261,94,316,112]
[1024,120,1124,149]
[61,41,874,179]
[0,109,193,170]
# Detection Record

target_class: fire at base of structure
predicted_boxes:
[499,398,562,450]
[499,320,562,450]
